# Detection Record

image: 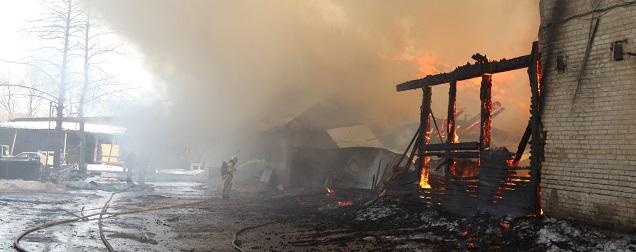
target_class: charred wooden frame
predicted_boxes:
[395,41,543,216]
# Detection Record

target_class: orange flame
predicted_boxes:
[419,157,431,189]
[416,55,441,76]
[325,186,335,196]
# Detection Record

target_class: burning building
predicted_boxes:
[539,0,636,231]
[391,0,636,232]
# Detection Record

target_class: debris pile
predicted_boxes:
[266,193,636,251]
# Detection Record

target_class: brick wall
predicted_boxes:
[539,0,636,231]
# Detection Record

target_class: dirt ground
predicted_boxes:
[1,179,635,252]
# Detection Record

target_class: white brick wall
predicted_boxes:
[539,0,636,231]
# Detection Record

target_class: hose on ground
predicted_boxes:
[232,222,272,252]
[13,198,210,252]
[98,192,119,252]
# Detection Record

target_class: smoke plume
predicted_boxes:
[90,0,539,149]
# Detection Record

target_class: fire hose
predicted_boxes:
[13,197,210,252]
[98,191,121,252]
[231,222,272,252]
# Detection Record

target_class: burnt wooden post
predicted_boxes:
[445,80,457,175]
[513,120,532,165]
[446,80,457,143]
[418,86,432,188]
[479,75,492,149]
[528,41,542,215]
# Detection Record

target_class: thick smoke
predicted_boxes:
[91,1,539,150]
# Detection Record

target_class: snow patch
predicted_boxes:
[157,169,205,176]
[0,179,63,192]
[87,164,124,173]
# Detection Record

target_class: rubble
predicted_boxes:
[265,193,636,251]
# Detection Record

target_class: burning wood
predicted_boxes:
[325,186,336,197]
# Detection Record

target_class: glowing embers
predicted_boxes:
[337,201,353,207]
[489,168,532,204]
[448,159,480,178]
[317,186,360,209]
[419,149,535,218]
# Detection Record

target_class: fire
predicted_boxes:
[540,208,544,216]
[419,157,431,189]
[415,54,442,76]
[325,186,336,196]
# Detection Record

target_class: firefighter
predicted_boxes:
[221,156,238,199]
[125,152,135,185]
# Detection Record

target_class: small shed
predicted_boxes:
[0,117,126,166]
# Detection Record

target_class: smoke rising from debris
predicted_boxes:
[91,0,539,149]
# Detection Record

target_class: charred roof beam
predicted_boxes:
[396,54,532,91]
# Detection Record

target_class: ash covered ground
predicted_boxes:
[1,179,634,252]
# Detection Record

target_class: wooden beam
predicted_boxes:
[513,120,532,166]
[480,75,492,149]
[446,80,458,176]
[11,129,17,155]
[528,41,543,216]
[417,87,432,187]
[446,80,457,144]
[423,142,479,151]
[426,151,479,159]
[396,55,532,91]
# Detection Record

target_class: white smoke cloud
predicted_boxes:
[91,0,539,148]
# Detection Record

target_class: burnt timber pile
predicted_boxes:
[387,42,543,218]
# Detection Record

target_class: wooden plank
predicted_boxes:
[396,55,532,91]
[423,142,479,151]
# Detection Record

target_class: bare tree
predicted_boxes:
[0,82,17,120]
[26,82,44,117]
[30,0,84,169]
[0,80,51,119]
[74,6,128,174]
